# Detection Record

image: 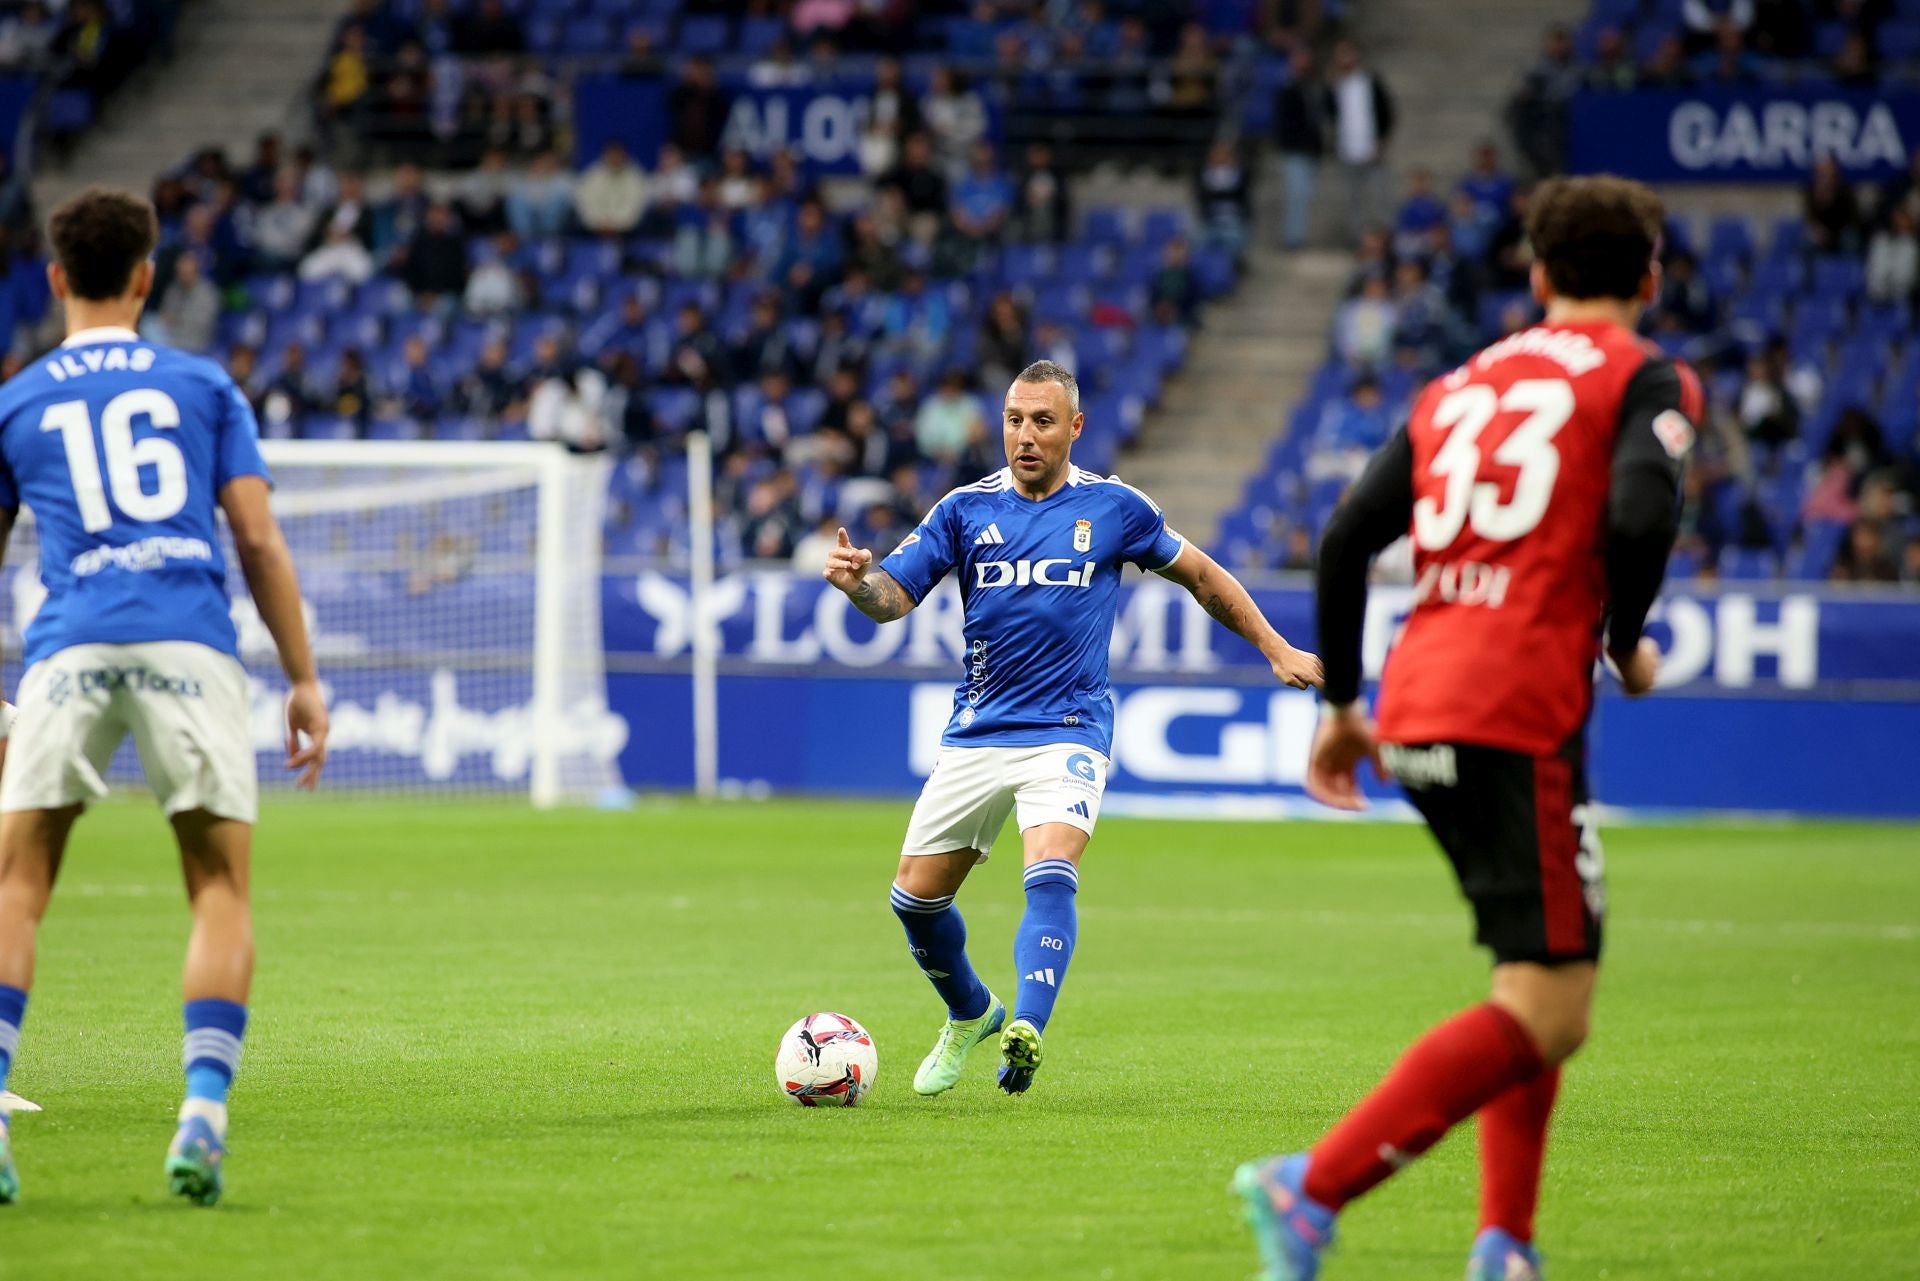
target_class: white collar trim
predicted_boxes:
[62,326,142,347]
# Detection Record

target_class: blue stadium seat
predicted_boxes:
[1081,207,1130,248]
[1718,546,1780,580]
[1706,215,1756,264]
[1788,521,1849,581]
[675,14,731,54]
[1881,21,1920,57]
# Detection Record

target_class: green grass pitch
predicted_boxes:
[1,798,1914,1279]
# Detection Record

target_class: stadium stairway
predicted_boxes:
[31,0,354,208]
[1122,246,1350,544]
[1355,0,1587,182]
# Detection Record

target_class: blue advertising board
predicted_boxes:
[574,74,994,176]
[598,571,1920,818]
[1566,85,1919,183]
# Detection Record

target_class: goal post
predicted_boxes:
[252,439,623,806]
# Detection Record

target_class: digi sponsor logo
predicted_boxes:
[973,559,1097,589]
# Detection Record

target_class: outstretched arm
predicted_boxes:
[823,527,916,623]
[1157,541,1323,689]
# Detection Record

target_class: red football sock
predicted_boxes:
[1305,1002,1545,1211]
[1478,1066,1561,1242]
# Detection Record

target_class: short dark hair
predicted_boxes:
[1014,359,1079,414]
[48,187,158,301]
[1525,175,1663,302]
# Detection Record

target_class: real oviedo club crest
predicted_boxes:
[1073,520,1092,553]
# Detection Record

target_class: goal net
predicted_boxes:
[3,440,626,806]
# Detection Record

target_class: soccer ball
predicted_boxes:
[775,1012,877,1107]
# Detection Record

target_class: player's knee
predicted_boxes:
[1536,1005,1590,1064]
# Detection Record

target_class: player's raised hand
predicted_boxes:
[1612,637,1661,698]
[822,527,874,593]
[1304,704,1380,812]
[1271,643,1325,690]
[284,679,330,789]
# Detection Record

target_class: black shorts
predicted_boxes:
[1381,736,1604,966]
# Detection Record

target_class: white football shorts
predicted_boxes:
[901,743,1110,859]
[2,641,258,823]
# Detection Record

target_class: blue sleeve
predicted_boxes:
[1115,483,1185,571]
[880,496,960,603]
[214,378,271,490]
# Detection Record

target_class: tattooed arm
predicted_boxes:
[823,526,917,623]
[1157,541,1324,690]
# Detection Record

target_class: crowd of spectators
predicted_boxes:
[1234,137,1920,587]
[312,0,1337,166]
[1507,3,1920,176]
[0,0,177,141]
[128,99,1222,567]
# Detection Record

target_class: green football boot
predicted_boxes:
[0,1113,18,1205]
[912,993,1006,1095]
[997,1018,1043,1094]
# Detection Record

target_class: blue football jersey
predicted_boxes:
[0,327,271,667]
[883,465,1185,753]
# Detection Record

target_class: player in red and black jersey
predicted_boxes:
[1234,176,1702,1281]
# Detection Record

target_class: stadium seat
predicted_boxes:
[675,15,731,54]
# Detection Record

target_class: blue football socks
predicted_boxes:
[182,999,248,1106]
[1014,860,1079,1033]
[890,885,992,1021]
[0,984,24,1095]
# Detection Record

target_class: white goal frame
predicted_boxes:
[260,439,585,807]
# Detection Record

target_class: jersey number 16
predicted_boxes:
[40,390,188,533]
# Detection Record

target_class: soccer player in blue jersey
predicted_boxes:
[824,360,1323,1095]
[0,189,329,1206]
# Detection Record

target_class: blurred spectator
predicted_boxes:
[1149,236,1202,326]
[1830,31,1877,88]
[950,141,1015,249]
[978,292,1030,390]
[881,132,948,220]
[0,3,60,70]
[1737,348,1800,446]
[457,336,525,419]
[263,341,316,431]
[673,179,735,280]
[1695,24,1760,85]
[388,334,445,421]
[1326,41,1394,240]
[1272,46,1325,251]
[1313,375,1393,458]
[1458,141,1514,219]
[1507,25,1579,176]
[329,348,374,434]
[398,202,468,305]
[870,56,920,138]
[748,37,812,88]
[1587,28,1637,91]
[457,148,514,234]
[575,141,648,238]
[668,57,729,161]
[372,163,429,265]
[463,231,525,316]
[914,368,986,464]
[665,301,725,387]
[1803,155,1861,256]
[1832,519,1900,583]
[1657,250,1717,333]
[253,170,318,273]
[1392,168,1446,259]
[151,252,218,354]
[1640,35,1694,88]
[1164,22,1218,112]
[1017,142,1071,243]
[239,133,283,206]
[791,515,842,574]
[505,151,574,241]
[1866,207,1918,303]
[530,364,610,453]
[922,66,987,180]
[300,220,375,284]
[1196,140,1251,261]
[1333,273,1397,370]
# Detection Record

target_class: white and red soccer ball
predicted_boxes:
[775,1012,877,1107]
